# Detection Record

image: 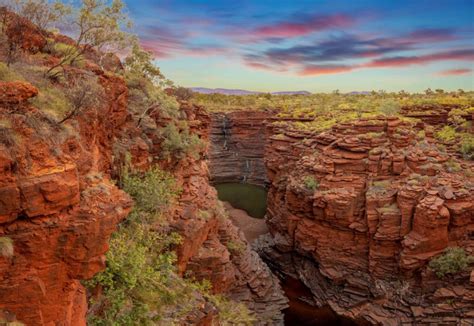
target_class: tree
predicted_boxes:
[11,0,70,33]
[124,41,164,85]
[46,0,132,77]
[173,86,193,101]
[59,73,104,124]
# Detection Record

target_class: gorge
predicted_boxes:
[208,110,474,325]
[0,3,473,326]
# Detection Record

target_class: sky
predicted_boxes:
[124,0,474,93]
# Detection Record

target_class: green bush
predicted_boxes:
[0,237,14,258]
[379,99,401,116]
[208,295,256,326]
[459,135,474,160]
[303,176,319,191]
[161,124,206,160]
[435,125,457,143]
[122,168,181,220]
[226,240,245,254]
[429,247,473,278]
[87,168,253,324]
[0,62,24,82]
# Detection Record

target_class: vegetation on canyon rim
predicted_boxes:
[86,165,254,325]
[194,91,474,160]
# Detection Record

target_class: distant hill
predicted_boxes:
[190,87,311,95]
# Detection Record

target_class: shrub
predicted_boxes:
[429,247,473,278]
[59,74,104,123]
[379,99,400,116]
[226,240,245,254]
[161,124,206,160]
[173,86,193,101]
[0,62,24,81]
[87,167,252,325]
[208,295,256,326]
[122,167,181,219]
[215,200,228,220]
[0,237,14,258]
[459,135,474,160]
[197,209,211,220]
[50,42,85,67]
[303,176,319,191]
[435,125,457,143]
[445,159,462,173]
[30,85,71,117]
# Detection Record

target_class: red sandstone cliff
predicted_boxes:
[0,10,286,325]
[256,116,474,325]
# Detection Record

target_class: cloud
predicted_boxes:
[240,26,471,75]
[299,65,355,76]
[139,25,228,58]
[437,68,472,76]
[364,49,474,67]
[252,13,355,38]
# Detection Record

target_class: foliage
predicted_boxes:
[0,237,14,258]
[435,125,457,143]
[445,159,462,173]
[59,73,104,123]
[448,108,467,128]
[6,0,70,32]
[303,176,319,191]
[124,42,164,86]
[46,0,132,77]
[459,134,474,160]
[49,41,85,67]
[429,247,473,278]
[226,240,245,254]
[123,42,180,127]
[208,295,256,326]
[191,91,473,133]
[172,86,193,101]
[161,123,206,160]
[87,167,254,325]
[379,99,400,116]
[121,167,181,218]
[0,62,24,81]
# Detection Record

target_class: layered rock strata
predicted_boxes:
[0,78,131,325]
[255,116,474,325]
[208,110,272,186]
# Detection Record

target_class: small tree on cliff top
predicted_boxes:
[3,0,71,33]
[46,0,132,77]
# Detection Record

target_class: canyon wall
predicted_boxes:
[208,111,272,186]
[0,12,287,325]
[0,77,131,324]
[255,116,474,325]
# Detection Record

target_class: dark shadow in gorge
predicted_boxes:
[282,277,357,326]
[214,182,358,326]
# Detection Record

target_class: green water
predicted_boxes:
[215,183,267,219]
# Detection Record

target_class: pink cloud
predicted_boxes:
[364,49,474,67]
[299,65,355,76]
[253,14,355,38]
[437,68,472,76]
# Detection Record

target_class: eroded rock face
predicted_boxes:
[0,79,132,324]
[257,116,474,325]
[130,104,288,325]
[209,110,272,186]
